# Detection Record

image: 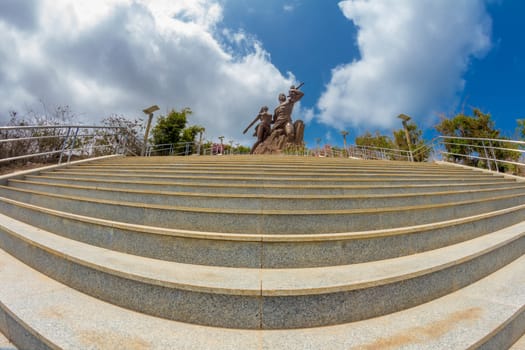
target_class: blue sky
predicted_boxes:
[0,0,524,148]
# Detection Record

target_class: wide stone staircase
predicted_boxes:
[0,155,524,349]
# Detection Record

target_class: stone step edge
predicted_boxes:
[35,171,511,185]
[71,165,481,175]
[0,155,121,186]
[510,332,525,349]
[0,248,524,349]
[22,174,518,191]
[84,158,453,166]
[0,299,53,350]
[0,211,523,297]
[48,168,504,180]
[2,195,525,243]
[10,178,525,201]
[2,184,524,216]
[436,160,525,183]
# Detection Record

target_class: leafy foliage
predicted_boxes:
[95,115,144,156]
[1,105,142,168]
[151,108,190,146]
[393,122,430,162]
[355,131,394,149]
[435,109,519,171]
[150,108,205,155]
[517,119,525,139]
[1,106,80,164]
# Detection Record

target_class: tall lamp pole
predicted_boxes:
[340,130,349,157]
[142,105,160,156]
[218,136,224,155]
[398,114,413,162]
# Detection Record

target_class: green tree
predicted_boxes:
[180,125,205,154]
[151,108,190,147]
[237,145,251,154]
[517,119,525,139]
[393,122,430,162]
[435,109,519,171]
[150,108,208,155]
[355,131,396,160]
[355,131,394,149]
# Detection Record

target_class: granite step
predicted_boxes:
[511,334,525,350]
[71,163,487,176]
[46,166,505,180]
[1,185,525,234]
[8,179,525,211]
[34,169,513,186]
[0,242,524,349]
[0,331,17,350]
[2,195,524,268]
[0,212,523,329]
[21,173,520,195]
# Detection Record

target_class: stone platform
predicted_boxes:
[0,155,524,349]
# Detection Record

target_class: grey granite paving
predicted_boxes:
[0,248,524,349]
[0,332,17,350]
[511,334,525,350]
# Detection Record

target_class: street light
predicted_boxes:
[218,136,224,155]
[340,130,349,157]
[142,105,160,156]
[397,114,413,162]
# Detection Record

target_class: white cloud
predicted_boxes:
[317,0,492,131]
[0,0,294,144]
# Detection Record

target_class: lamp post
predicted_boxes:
[397,114,413,162]
[218,136,224,155]
[197,129,204,155]
[340,130,349,157]
[315,137,321,157]
[141,105,160,156]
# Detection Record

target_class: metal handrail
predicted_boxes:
[0,125,121,131]
[0,125,127,166]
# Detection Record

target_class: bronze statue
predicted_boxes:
[245,83,305,154]
[271,84,304,141]
[245,106,272,154]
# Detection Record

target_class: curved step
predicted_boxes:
[2,243,525,348]
[2,195,525,268]
[23,173,520,195]
[9,179,525,211]
[39,170,508,186]
[1,185,525,234]
[0,212,523,329]
[68,165,488,177]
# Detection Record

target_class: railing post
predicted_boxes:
[58,127,72,164]
[67,127,80,163]
[488,140,499,172]
[481,140,492,171]
[121,133,128,155]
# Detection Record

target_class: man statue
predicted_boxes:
[272,85,304,141]
[250,106,273,154]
